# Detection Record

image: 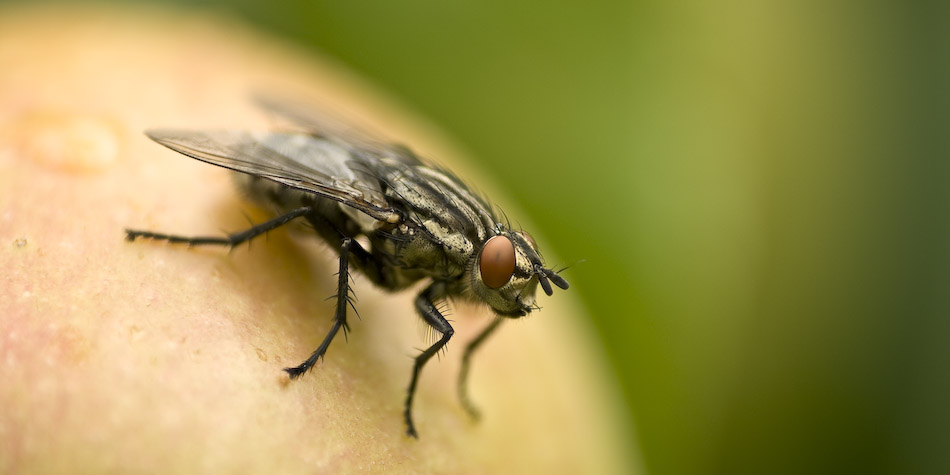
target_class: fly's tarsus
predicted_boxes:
[125,207,313,248]
[125,229,232,247]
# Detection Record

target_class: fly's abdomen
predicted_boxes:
[234,173,313,213]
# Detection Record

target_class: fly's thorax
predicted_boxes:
[377,221,470,281]
[466,230,544,317]
[382,160,496,251]
[420,218,473,266]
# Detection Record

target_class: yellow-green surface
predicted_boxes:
[0,4,635,474]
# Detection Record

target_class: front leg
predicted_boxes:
[404,283,454,439]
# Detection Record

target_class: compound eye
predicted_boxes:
[479,235,516,289]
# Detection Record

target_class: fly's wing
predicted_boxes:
[253,93,423,168]
[145,129,401,223]
[251,95,497,232]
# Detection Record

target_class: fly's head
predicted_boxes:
[470,229,569,317]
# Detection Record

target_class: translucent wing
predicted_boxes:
[251,95,503,235]
[253,93,423,168]
[146,129,401,223]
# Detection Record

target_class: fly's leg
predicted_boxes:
[303,213,384,288]
[457,317,503,421]
[125,207,313,248]
[404,283,455,439]
[284,237,357,378]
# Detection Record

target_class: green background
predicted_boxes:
[17,1,950,474]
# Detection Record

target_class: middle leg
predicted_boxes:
[284,237,359,379]
[457,317,503,421]
[404,283,455,438]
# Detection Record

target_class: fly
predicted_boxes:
[125,95,569,438]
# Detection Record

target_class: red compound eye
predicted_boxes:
[479,235,516,289]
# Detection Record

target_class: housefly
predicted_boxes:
[125,95,569,438]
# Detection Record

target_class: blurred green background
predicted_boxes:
[14,1,949,473]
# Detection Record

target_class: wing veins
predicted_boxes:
[146,129,398,221]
